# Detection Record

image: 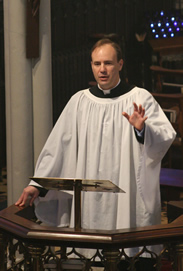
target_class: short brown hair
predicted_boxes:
[91,38,122,61]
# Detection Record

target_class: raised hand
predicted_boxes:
[122,102,148,131]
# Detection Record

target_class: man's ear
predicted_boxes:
[119,59,123,71]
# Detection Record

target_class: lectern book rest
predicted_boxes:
[30,177,125,229]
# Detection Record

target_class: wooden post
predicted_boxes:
[27,244,45,271]
[175,243,183,271]
[74,179,82,230]
[102,248,121,271]
[0,231,8,271]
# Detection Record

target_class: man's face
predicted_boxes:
[91,44,123,90]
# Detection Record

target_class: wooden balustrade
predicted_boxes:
[1,204,183,270]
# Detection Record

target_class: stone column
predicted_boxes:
[32,0,53,164]
[3,0,52,205]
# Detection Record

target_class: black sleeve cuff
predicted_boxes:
[134,127,145,144]
[31,185,48,197]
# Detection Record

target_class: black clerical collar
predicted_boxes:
[89,81,135,98]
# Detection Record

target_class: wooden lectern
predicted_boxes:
[31,177,125,230]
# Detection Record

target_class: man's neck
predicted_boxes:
[98,79,121,95]
[89,80,134,98]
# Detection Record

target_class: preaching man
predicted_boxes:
[16,38,176,269]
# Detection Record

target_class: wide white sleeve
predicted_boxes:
[28,91,83,227]
[143,90,176,160]
[29,92,82,186]
[136,89,176,214]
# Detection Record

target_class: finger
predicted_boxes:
[138,105,142,114]
[15,200,21,206]
[15,194,24,206]
[18,195,28,207]
[18,201,26,207]
[122,112,129,120]
[133,102,138,112]
[29,198,34,206]
[17,193,29,207]
[141,107,145,117]
[29,195,37,206]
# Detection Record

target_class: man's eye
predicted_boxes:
[94,63,100,66]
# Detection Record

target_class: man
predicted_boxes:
[16,38,176,269]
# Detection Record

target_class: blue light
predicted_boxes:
[147,11,182,40]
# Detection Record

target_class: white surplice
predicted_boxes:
[30,86,176,256]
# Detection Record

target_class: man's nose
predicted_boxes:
[99,63,106,72]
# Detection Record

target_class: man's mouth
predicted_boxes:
[99,76,108,81]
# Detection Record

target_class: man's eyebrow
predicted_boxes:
[93,60,113,63]
[93,61,101,64]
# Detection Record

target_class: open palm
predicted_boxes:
[122,102,148,131]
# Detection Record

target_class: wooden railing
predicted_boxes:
[1,204,183,270]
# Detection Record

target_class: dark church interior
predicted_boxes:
[0,0,183,270]
[50,0,183,172]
